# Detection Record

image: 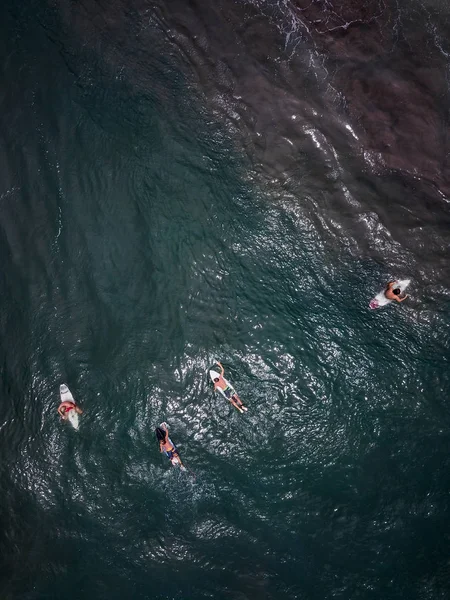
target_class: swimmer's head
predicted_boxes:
[393,288,401,296]
[214,377,220,383]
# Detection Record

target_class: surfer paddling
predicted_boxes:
[58,384,82,430]
[369,279,411,309]
[210,361,247,413]
[57,400,82,420]
[155,423,184,468]
[385,281,408,303]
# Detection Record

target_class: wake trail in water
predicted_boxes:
[32,89,65,253]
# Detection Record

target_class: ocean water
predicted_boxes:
[1,1,450,599]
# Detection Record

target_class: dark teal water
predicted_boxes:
[1,1,450,599]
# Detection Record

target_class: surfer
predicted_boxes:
[385,281,408,303]
[212,361,247,412]
[156,423,183,467]
[57,400,82,421]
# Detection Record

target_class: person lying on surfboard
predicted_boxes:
[155,423,184,468]
[385,281,408,303]
[57,400,83,421]
[211,361,247,413]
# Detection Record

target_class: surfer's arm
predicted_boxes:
[217,361,225,376]
[75,406,83,414]
[57,404,68,418]
[160,428,170,450]
[396,295,408,302]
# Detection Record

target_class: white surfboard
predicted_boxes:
[60,383,79,430]
[369,279,410,309]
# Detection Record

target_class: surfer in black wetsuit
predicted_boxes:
[385,281,408,302]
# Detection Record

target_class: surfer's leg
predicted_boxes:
[229,398,244,413]
[235,396,248,411]
[232,394,243,407]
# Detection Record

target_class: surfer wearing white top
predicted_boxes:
[385,281,408,303]
[212,361,247,412]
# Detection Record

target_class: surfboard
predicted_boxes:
[209,369,247,412]
[369,279,410,309]
[60,383,79,430]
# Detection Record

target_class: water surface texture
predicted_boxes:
[1,1,450,599]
